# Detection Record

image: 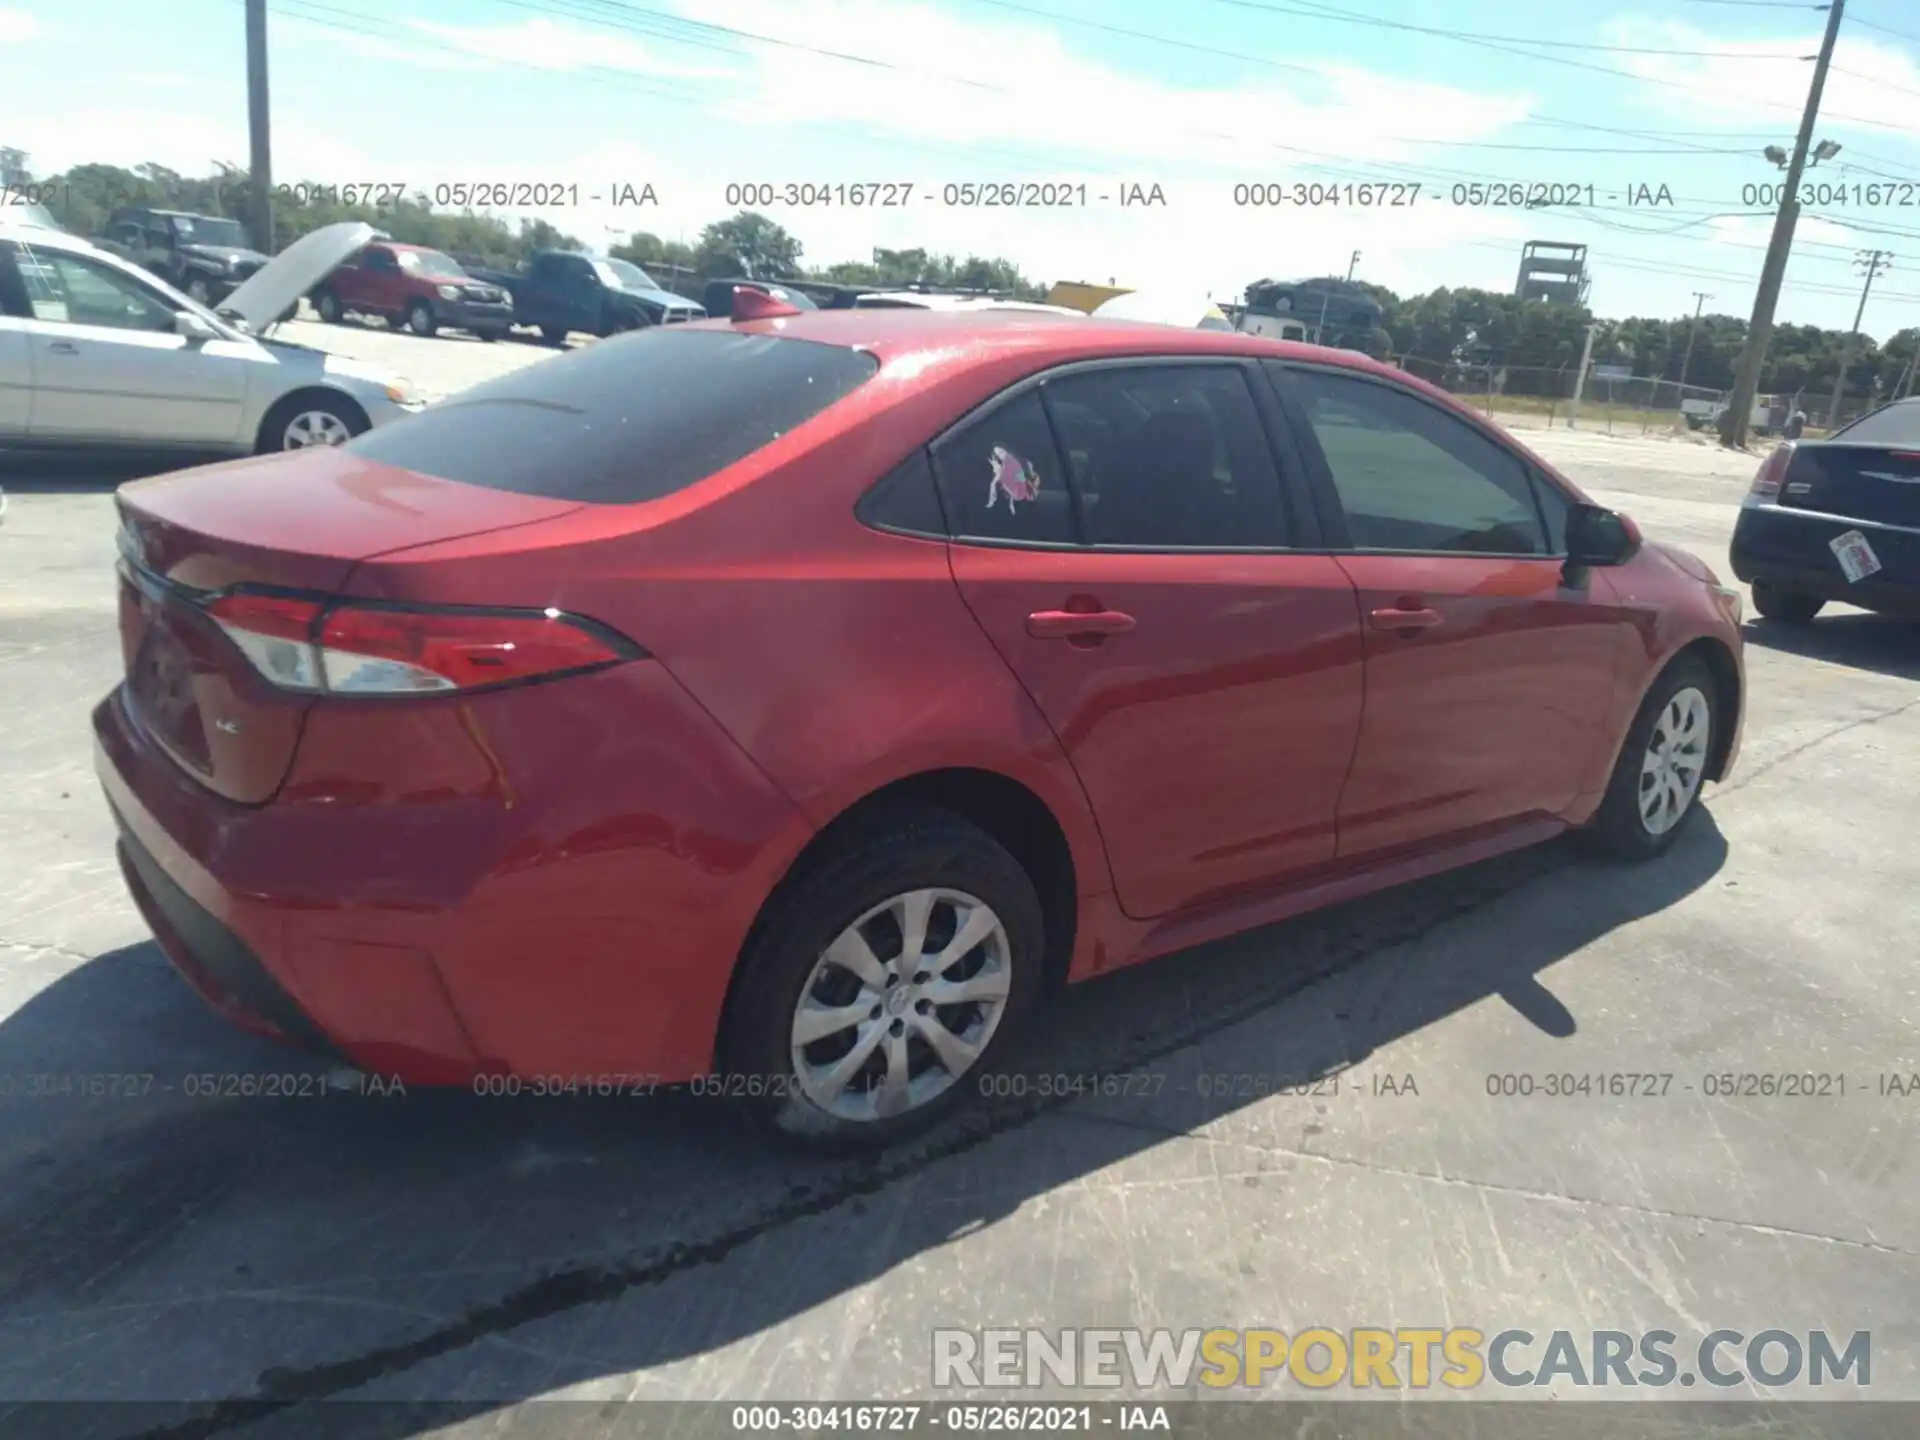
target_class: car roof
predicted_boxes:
[0,222,100,253]
[704,306,1391,377]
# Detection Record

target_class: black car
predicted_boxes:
[1731,396,1920,622]
[99,208,269,305]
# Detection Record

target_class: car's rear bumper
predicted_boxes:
[93,662,817,1086]
[1730,503,1920,617]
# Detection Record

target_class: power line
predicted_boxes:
[1197,0,1919,138]
[1846,13,1920,45]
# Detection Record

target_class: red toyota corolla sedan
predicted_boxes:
[95,296,1746,1148]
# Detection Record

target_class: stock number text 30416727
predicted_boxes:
[1234,181,1422,207]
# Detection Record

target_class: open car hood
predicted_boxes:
[217,220,377,332]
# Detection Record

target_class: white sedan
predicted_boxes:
[0,220,423,456]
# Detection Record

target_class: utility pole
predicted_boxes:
[1723,0,1847,448]
[245,0,274,254]
[1898,346,1920,401]
[1677,291,1712,394]
[1568,321,1598,429]
[1346,249,1361,282]
[1827,249,1892,429]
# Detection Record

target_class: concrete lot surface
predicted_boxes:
[1,328,1917,1438]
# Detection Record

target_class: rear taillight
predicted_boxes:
[206,593,640,696]
[1747,444,1793,503]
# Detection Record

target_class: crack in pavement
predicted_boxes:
[1716,695,1920,800]
[1064,1109,1918,1260]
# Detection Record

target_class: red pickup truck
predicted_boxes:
[310,241,514,340]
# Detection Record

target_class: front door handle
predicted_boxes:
[1369,605,1443,633]
[45,341,79,355]
[1027,608,1136,639]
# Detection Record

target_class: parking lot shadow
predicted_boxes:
[0,450,225,492]
[1742,613,1920,681]
[0,818,1728,1436]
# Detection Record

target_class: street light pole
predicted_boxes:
[1568,321,1598,430]
[1346,249,1361,282]
[1722,0,1847,449]
[1827,249,1891,429]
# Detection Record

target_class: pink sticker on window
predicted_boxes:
[986,445,1043,513]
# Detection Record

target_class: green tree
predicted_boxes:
[694,211,804,279]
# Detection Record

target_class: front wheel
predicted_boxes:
[184,274,213,305]
[1750,580,1824,623]
[314,290,344,324]
[721,808,1044,1152]
[1578,656,1718,861]
[541,323,569,346]
[256,392,369,453]
[406,301,438,337]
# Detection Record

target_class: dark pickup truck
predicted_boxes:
[466,250,704,343]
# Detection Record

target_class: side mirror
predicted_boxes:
[1565,502,1641,573]
[174,310,219,342]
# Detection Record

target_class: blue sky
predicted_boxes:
[6,0,1920,336]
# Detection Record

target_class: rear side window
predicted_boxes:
[932,391,1077,545]
[1042,365,1287,547]
[346,330,879,504]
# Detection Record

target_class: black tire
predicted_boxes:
[1577,655,1718,861]
[541,323,569,346]
[1750,580,1824,623]
[721,806,1045,1152]
[477,328,504,343]
[314,290,344,324]
[184,274,212,305]
[255,391,369,453]
[406,301,438,338]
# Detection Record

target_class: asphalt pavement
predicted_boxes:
[2,343,1917,1437]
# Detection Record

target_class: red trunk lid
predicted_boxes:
[114,448,584,804]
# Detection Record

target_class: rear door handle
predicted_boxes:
[1369,605,1443,632]
[1027,608,1136,639]
[46,341,79,355]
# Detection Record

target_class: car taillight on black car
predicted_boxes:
[1746,444,1794,503]
[207,592,645,696]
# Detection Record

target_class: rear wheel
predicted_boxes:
[406,301,438,337]
[722,807,1043,1152]
[256,392,368,453]
[1750,580,1824,623]
[1579,656,1718,861]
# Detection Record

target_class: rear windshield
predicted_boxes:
[345,329,879,503]
[1831,399,1920,445]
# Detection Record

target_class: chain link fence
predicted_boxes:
[1387,356,1898,439]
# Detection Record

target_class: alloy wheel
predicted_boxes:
[789,887,1012,1123]
[282,410,354,448]
[1638,685,1710,835]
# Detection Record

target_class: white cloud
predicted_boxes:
[696,0,1530,172]
[407,16,737,79]
[1600,18,1920,140]
[0,7,40,43]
